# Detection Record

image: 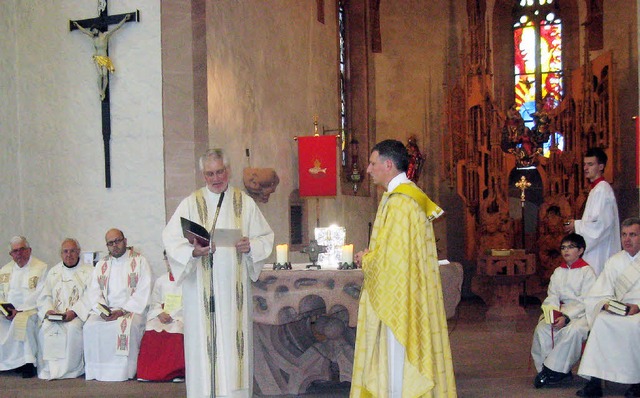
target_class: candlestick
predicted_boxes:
[341,244,353,264]
[276,244,288,264]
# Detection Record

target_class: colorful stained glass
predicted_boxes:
[513,0,563,155]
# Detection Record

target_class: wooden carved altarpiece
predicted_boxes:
[443,3,619,284]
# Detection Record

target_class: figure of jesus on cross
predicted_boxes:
[72,14,130,101]
[70,0,138,188]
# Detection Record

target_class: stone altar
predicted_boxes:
[472,252,536,319]
[252,265,361,396]
[251,261,464,395]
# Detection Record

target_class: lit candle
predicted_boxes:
[276,244,288,264]
[342,244,354,264]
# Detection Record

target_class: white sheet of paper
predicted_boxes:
[211,229,242,247]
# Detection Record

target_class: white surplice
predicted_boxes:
[574,180,620,275]
[36,260,93,379]
[163,186,274,398]
[144,272,183,334]
[531,260,596,373]
[0,256,48,371]
[578,250,640,384]
[83,250,152,381]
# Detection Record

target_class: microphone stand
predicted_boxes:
[208,191,225,397]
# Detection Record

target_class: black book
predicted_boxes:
[181,217,210,247]
[0,303,15,317]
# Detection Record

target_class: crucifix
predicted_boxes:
[70,0,139,188]
[515,175,532,249]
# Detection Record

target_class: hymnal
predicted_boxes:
[46,313,65,322]
[608,299,630,316]
[0,303,15,317]
[541,304,563,324]
[181,217,210,247]
[97,303,112,317]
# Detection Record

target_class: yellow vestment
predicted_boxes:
[350,182,457,397]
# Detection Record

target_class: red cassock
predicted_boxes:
[136,330,185,381]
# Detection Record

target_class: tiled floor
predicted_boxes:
[2,297,635,397]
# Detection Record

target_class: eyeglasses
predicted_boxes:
[560,244,578,250]
[61,249,80,255]
[9,247,29,256]
[106,237,125,247]
[203,167,227,178]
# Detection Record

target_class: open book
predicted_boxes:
[181,217,210,247]
[180,217,242,248]
[0,302,15,317]
[541,304,563,324]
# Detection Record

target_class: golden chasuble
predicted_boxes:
[351,182,456,398]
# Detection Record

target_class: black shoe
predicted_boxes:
[576,378,603,397]
[534,366,572,388]
[20,363,36,378]
[625,384,640,397]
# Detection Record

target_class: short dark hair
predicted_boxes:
[585,147,608,167]
[622,217,640,228]
[371,140,409,172]
[561,233,586,255]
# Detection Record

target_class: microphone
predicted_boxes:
[209,191,225,253]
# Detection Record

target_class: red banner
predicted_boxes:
[298,135,337,197]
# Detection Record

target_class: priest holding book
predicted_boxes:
[83,228,152,381]
[0,236,48,378]
[576,218,640,397]
[36,238,93,380]
[163,148,274,398]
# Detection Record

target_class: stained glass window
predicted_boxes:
[513,0,563,139]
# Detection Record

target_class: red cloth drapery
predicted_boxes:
[298,135,337,197]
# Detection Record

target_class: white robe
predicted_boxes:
[163,186,274,398]
[36,260,93,379]
[0,256,48,371]
[574,180,620,275]
[144,273,183,334]
[83,251,152,381]
[531,261,596,373]
[578,250,640,384]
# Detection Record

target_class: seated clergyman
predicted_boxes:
[576,217,640,398]
[36,238,94,380]
[83,228,152,381]
[0,236,48,378]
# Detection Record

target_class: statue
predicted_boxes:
[477,194,513,255]
[243,168,280,203]
[501,102,551,167]
[72,14,131,101]
[406,135,424,182]
[535,197,572,283]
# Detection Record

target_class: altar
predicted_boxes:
[471,251,536,319]
[251,261,464,395]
